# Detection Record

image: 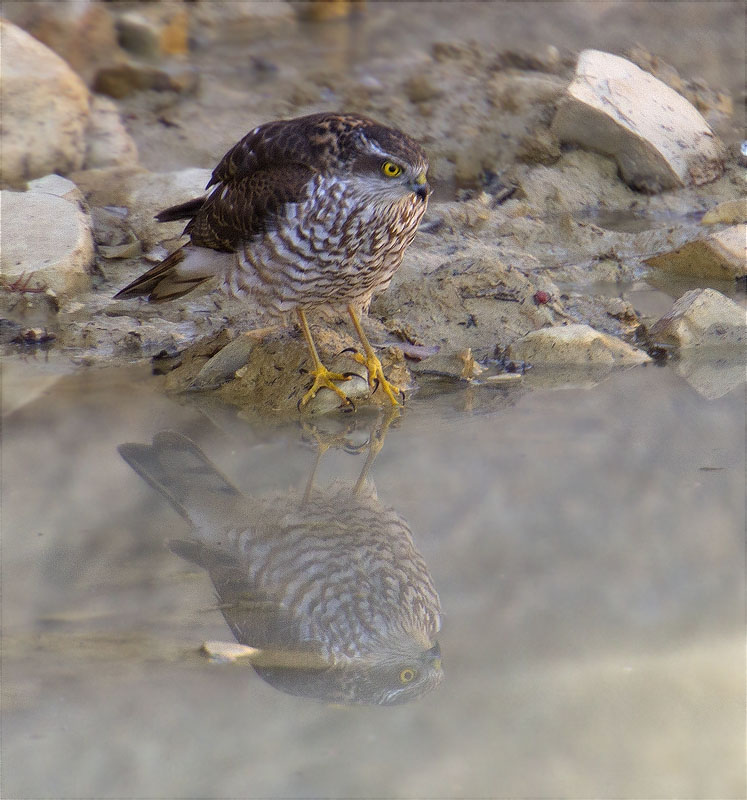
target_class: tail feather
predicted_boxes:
[118,431,247,529]
[113,247,210,303]
[155,196,206,223]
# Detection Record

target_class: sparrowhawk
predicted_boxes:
[114,113,431,407]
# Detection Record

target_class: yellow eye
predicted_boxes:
[381,161,403,178]
[399,668,416,683]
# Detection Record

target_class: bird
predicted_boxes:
[114,112,431,408]
[118,427,443,705]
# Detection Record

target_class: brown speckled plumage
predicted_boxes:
[115,113,430,319]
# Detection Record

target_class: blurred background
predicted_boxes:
[2,2,745,798]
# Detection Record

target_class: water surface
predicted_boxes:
[3,361,744,798]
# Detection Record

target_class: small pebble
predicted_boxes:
[201,640,258,663]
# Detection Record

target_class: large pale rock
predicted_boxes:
[649,289,746,349]
[26,174,85,204]
[507,324,651,366]
[551,50,724,192]
[2,0,122,85]
[645,225,746,281]
[1,180,93,296]
[0,21,91,185]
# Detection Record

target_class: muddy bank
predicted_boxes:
[1,2,744,416]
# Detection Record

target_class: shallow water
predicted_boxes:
[3,359,744,798]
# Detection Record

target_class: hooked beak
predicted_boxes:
[412,171,430,202]
[428,641,442,671]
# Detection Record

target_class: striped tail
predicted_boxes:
[118,431,249,531]
[113,246,211,303]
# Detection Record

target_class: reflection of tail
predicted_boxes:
[113,247,211,303]
[117,432,247,530]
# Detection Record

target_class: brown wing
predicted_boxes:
[156,115,346,252]
[204,113,355,188]
[184,163,314,251]
[154,114,376,251]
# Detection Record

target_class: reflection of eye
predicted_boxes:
[381,161,403,178]
[399,668,416,683]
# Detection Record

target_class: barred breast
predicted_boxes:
[230,486,441,663]
[224,174,426,319]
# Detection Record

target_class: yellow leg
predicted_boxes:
[352,406,400,494]
[297,308,352,408]
[347,304,402,406]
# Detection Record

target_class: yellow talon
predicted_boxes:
[352,350,401,406]
[347,304,402,406]
[296,307,352,409]
[299,363,352,408]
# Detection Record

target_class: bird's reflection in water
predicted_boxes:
[118,413,443,705]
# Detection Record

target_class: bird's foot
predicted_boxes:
[352,351,403,406]
[299,364,354,409]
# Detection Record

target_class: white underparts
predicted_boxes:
[183,173,427,320]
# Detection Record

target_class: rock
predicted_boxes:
[98,239,142,261]
[200,639,327,668]
[1,184,94,297]
[515,150,636,215]
[411,348,486,381]
[701,199,747,226]
[74,167,213,248]
[507,324,652,366]
[115,7,189,58]
[487,72,566,112]
[213,327,409,417]
[484,372,523,386]
[649,289,746,349]
[89,206,130,248]
[26,174,84,204]
[404,73,443,104]
[551,50,724,192]
[516,126,562,165]
[673,353,747,400]
[69,166,147,208]
[84,96,139,170]
[645,225,746,281]
[0,20,91,186]
[188,328,277,391]
[3,0,122,86]
[624,44,733,129]
[296,0,361,21]
[491,45,566,75]
[93,60,198,99]
[201,640,257,663]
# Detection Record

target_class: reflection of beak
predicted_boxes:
[428,641,442,671]
[412,172,430,201]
